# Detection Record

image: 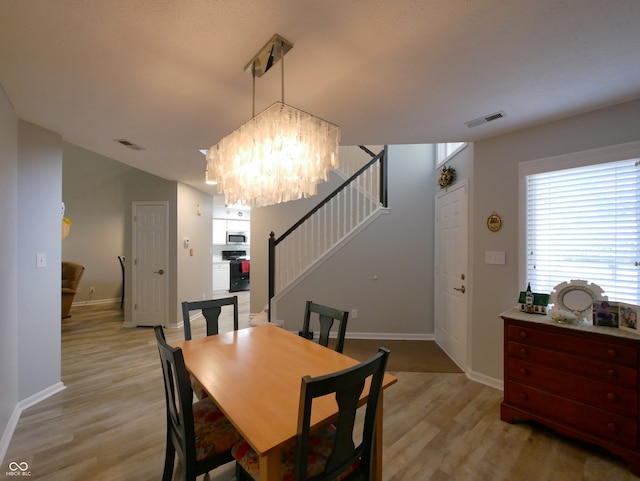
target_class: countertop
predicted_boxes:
[500,306,640,341]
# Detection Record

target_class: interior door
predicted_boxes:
[132,202,168,327]
[434,181,468,369]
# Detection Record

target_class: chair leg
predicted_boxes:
[162,440,175,481]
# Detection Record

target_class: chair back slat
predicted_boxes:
[301,300,349,353]
[295,347,390,481]
[181,296,239,340]
[154,326,197,461]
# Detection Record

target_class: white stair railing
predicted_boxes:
[269,147,387,301]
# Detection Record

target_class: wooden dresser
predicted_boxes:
[501,308,640,475]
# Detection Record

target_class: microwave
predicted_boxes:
[227,232,248,245]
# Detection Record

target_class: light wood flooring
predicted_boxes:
[3,293,637,480]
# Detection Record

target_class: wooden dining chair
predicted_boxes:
[233,347,391,481]
[154,325,243,481]
[181,296,239,400]
[300,300,350,353]
[181,296,239,340]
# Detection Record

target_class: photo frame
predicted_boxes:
[592,300,619,328]
[619,303,639,333]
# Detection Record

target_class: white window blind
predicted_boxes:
[526,158,640,304]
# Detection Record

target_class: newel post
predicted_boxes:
[268,231,275,322]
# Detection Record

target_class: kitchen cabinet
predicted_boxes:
[213,261,230,292]
[212,219,250,245]
[213,219,227,245]
[501,308,640,475]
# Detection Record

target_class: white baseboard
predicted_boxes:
[0,382,66,465]
[466,369,503,391]
[346,332,435,341]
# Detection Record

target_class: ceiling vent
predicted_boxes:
[114,139,145,151]
[464,111,506,128]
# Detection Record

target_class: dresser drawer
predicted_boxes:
[508,358,637,417]
[508,341,638,388]
[507,323,638,367]
[505,381,637,448]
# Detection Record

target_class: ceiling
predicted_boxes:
[1,0,639,195]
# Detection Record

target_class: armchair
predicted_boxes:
[62,261,85,318]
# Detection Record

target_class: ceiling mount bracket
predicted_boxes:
[243,34,293,78]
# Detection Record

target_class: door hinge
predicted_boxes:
[134,304,137,310]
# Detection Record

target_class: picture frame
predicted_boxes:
[619,303,639,333]
[592,300,619,328]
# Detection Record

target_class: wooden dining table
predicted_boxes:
[174,323,397,481]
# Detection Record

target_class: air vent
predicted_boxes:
[464,111,507,128]
[114,139,145,151]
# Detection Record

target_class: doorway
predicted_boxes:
[434,181,469,370]
[132,201,168,327]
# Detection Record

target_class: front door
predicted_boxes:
[434,181,468,369]
[132,202,168,327]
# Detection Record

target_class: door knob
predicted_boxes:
[154,269,164,275]
[454,285,466,293]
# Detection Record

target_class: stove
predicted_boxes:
[221,250,247,261]
[222,250,250,292]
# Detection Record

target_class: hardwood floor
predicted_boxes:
[4,295,637,480]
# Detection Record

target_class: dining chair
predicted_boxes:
[233,346,391,481]
[182,296,239,400]
[300,300,350,353]
[181,296,239,340]
[154,325,243,481]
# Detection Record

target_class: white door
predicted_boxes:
[434,181,468,369]
[132,202,168,327]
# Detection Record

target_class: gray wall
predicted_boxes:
[62,143,132,303]
[63,143,213,327]
[470,98,640,382]
[17,121,63,400]
[177,183,214,309]
[252,144,438,337]
[0,86,19,457]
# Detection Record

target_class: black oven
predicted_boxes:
[222,250,250,292]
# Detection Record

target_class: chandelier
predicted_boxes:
[206,34,340,207]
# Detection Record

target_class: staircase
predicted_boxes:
[268,146,388,311]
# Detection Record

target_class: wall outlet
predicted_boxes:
[351,309,358,319]
[89,286,95,293]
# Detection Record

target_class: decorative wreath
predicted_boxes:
[438,165,456,190]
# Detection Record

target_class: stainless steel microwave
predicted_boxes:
[227,232,248,244]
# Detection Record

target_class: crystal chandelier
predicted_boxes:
[206,34,340,207]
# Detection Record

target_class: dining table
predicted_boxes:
[174,323,397,481]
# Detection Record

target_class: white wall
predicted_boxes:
[470,99,640,382]
[0,86,19,461]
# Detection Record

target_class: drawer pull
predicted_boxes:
[518,368,528,377]
[519,348,528,356]
[607,423,619,433]
[607,349,618,358]
[519,392,528,401]
[519,331,528,339]
[607,369,618,378]
[606,392,618,402]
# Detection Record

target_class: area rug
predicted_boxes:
[331,339,463,373]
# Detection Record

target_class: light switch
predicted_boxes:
[36,253,47,268]
[485,250,506,265]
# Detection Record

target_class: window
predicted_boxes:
[436,142,467,167]
[522,145,640,305]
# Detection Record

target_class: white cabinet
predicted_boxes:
[213,261,230,292]
[213,219,227,245]
[212,218,250,245]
